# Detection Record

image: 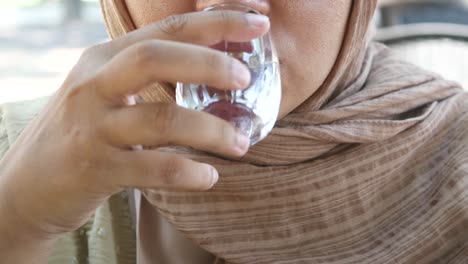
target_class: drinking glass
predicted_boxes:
[176,3,281,145]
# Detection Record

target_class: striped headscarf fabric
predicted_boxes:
[100,1,468,263]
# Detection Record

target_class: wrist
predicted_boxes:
[0,184,56,262]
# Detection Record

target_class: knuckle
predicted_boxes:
[65,80,86,96]
[158,14,189,36]
[81,45,98,58]
[148,104,178,137]
[66,127,103,169]
[160,156,185,186]
[64,77,100,106]
[134,42,161,69]
[70,121,98,146]
[80,43,107,62]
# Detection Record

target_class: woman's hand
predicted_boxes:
[0,11,269,262]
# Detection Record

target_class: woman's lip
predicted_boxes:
[195,0,270,15]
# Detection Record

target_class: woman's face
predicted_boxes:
[125,0,351,117]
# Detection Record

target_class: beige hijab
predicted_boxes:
[100,1,468,263]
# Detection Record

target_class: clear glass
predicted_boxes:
[176,3,281,145]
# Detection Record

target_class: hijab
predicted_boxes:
[100,1,468,263]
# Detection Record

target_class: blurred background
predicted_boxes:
[1,0,467,103]
[0,0,107,103]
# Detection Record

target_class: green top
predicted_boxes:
[0,97,136,264]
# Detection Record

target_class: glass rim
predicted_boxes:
[203,2,261,14]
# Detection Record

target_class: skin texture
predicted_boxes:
[126,0,352,117]
[0,1,351,263]
[0,11,269,263]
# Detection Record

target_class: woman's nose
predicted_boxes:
[195,0,271,15]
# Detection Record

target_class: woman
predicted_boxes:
[1,0,467,263]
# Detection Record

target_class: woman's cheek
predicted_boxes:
[126,0,194,27]
[270,2,350,117]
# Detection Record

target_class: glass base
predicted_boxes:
[204,101,263,143]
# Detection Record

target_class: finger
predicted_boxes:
[94,40,251,102]
[112,150,218,191]
[103,103,250,157]
[110,11,270,54]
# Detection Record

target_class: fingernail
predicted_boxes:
[245,14,270,30]
[235,132,250,155]
[209,167,219,189]
[232,60,251,89]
